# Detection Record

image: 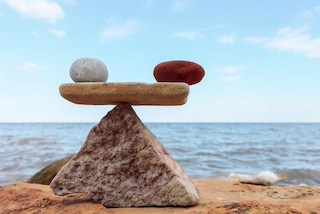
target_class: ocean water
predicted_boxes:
[1,123,320,186]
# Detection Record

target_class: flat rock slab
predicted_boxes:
[2,180,320,214]
[50,103,199,207]
[59,82,189,105]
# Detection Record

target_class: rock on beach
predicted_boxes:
[28,156,73,185]
[50,103,199,207]
[154,61,205,85]
[69,57,108,82]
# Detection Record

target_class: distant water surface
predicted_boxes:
[1,123,320,186]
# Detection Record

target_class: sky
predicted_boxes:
[1,0,320,123]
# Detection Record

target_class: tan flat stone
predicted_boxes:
[59,82,189,105]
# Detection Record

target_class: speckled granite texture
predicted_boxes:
[50,103,199,207]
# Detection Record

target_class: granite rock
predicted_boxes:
[50,103,199,207]
[154,61,205,85]
[59,82,189,105]
[70,57,108,82]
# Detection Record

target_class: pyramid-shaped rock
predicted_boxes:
[50,103,199,207]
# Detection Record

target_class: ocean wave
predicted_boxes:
[275,169,320,186]
[229,171,282,186]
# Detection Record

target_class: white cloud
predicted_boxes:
[49,29,66,38]
[244,36,268,44]
[298,6,320,20]
[100,19,141,43]
[216,66,243,74]
[1,0,64,23]
[247,27,320,59]
[31,30,40,37]
[217,34,236,44]
[20,62,41,71]
[171,0,193,12]
[173,31,204,40]
[222,76,241,82]
[0,99,15,107]
[245,5,320,60]
[215,66,243,82]
[265,27,320,59]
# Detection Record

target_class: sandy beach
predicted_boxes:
[1,179,320,213]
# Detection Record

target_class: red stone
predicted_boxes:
[153,61,205,85]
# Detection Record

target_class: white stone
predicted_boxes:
[69,58,108,82]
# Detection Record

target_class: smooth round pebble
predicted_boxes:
[70,57,108,82]
[153,61,205,85]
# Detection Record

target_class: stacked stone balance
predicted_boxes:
[51,58,205,208]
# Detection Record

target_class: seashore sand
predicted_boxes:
[1,179,320,213]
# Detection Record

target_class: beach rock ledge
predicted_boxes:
[1,180,320,213]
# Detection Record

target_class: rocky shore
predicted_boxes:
[3,59,318,213]
[1,179,320,214]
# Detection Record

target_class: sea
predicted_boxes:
[1,123,320,186]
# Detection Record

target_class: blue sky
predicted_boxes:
[1,0,320,122]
